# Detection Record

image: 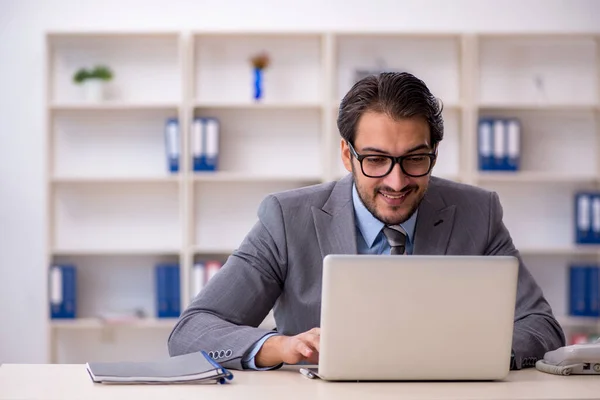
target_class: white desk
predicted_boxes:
[1,364,599,400]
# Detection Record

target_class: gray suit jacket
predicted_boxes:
[168,175,565,370]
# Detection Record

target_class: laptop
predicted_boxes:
[312,254,519,381]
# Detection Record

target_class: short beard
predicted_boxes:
[351,163,424,225]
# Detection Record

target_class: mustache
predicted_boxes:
[377,185,417,195]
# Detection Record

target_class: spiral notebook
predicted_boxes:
[86,351,233,385]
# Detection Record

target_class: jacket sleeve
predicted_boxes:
[167,195,288,370]
[485,191,566,369]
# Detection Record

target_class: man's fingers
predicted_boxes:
[287,328,322,362]
[303,332,320,352]
[296,341,313,358]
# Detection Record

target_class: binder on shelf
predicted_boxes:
[191,117,203,172]
[492,118,506,170]
[155,264,180,318]
[569,265,588,317]
[478,118,493,171]
[505,118,521,171]
[593,195,600,243]
[169,264,181,317]
[165,118,180,173]
[49,264,77,319]
[569,264,600,317]
[589,265,600,318]
[191,117,220,172]
[155,265,170,318]
[191,262,206,301]
[204,118,220,171]
[478,117,521,172]
[575,192,595,244]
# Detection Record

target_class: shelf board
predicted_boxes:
[192,172,323,183]
[475,172,597,184]
[192,31,323,38]
[48,31,180,39]
[194,101,322,110]
[52,176,181,184]
[52,248,182,256]
[518,246,600,256]
[478,103,598,112]
[193,246,235,255]
[50,102,180,111]
[51,317,178,330]
[558,316,600,329]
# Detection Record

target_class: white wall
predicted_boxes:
[1,0,600,363]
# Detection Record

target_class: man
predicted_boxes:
[168,72,565,371]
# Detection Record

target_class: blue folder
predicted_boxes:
[49,264,77,319]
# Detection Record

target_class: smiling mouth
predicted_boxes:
[380,188,412,199]
[381,192,406,200]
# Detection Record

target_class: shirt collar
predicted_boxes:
[352,183,418,249]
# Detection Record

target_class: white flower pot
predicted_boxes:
[82,79,106,102]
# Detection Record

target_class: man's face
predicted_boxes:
[341,111,436,225]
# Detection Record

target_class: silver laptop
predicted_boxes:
[314,254,518,381]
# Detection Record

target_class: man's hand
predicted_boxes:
[255,328,320,368]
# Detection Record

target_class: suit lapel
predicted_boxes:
[312,174,357,258]
[413,178,456,255]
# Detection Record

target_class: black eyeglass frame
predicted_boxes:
[347,141,437,178]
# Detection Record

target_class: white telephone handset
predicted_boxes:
[536,342,600,375]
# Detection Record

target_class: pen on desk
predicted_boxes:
[299,368,316,379]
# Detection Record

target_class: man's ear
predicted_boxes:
[341,140,352,173]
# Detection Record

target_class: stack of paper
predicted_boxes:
[86,351,233,385]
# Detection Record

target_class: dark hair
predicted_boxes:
[337,72,444,149]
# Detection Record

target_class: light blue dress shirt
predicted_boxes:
[241,184,418,369]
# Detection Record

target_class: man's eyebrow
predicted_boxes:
[361,143,431,155]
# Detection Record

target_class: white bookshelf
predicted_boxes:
[45,31,600,362]
[45,32,186,363]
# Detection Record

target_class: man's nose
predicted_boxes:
[382,162,408,191]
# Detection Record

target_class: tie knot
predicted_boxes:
[383,225,407,255]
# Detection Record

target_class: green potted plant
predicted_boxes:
[73,65,114,102]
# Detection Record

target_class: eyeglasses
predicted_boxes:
[347,141,436,178]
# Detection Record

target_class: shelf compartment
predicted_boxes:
[49,33,182,104]
[50,254,181,321]
[53,183,181,250]
[192,108,322,177]
[192,33,323,104]
[476,109,598,177]
[478,36,598,106]
[478,182,598,250]
[52,109,181,178]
